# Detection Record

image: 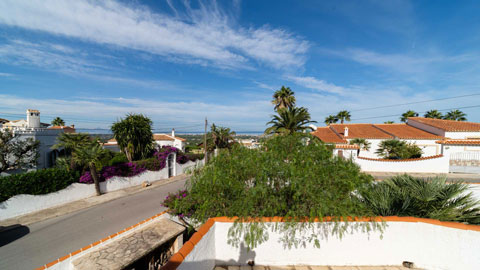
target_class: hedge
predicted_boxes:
[0,168,81,202]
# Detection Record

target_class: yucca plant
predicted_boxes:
[359,175,480,224]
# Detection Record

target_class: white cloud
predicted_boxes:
[0,0,309,69]
[286,75,346,94]
[0,94,273,131]
[0,72,14,77]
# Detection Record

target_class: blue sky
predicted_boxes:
[0,0,479,133]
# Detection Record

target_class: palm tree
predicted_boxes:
[349,138,371,155]
[51,117,65,126]
[265,106,317,135]
[111,113,154,162]
[324,115,338,125]
[424,110,443,119]
[444,110,467,121]
[400,110,419,122]
[336,110,351,124]
[384,121,395,124]
[74,143,106,196]
[271,86,296,111]
[210,123,236,150]
[359,175,480,224]
[52,133,91,169]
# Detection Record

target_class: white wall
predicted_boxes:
[445,131,480,139]
[178,224,217,270]
[0,159,205,221]
[354,155,449,173]
[178,221,480,270]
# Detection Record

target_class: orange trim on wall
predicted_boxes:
[36,210,168,270]
[160,215,480,270]
[357,154,443,162]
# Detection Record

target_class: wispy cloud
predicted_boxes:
[286,75,346,94]
[0,0,309,70]
[0,72,14,77]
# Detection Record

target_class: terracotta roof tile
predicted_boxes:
[408,117,480,132]
[335,144,359,149]
[47,126,76,133]
[436,139,480,145]
[153,134,175,141]
[330,124,392,139]
[374,124,442,139]
[311,127,347,143]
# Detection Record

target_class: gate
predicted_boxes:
[167,153,175,178]
[449,152,480,173]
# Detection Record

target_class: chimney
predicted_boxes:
[171,128,175,137]
[71,124,75,128]
[344,127,349,137]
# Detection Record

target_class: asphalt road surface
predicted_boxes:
[0,177,188,270]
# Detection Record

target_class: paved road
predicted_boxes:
[0,177,188,270]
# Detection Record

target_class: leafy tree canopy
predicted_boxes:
[324,115,338,125]
[167,134,381,249]
[51,117,65,126]
[0,130,39,173]
[111,113,154,162]
[349,138,371,151]
[424,110,443,119]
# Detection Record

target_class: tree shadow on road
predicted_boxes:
[0,224,30,247]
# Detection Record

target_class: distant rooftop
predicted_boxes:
[408,117,480,132]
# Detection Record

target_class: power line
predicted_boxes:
[350,104,480,121]
[327,93,480,115]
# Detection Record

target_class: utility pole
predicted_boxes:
[204,117,208,163]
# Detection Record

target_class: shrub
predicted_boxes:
[134,158,162,171]
[164,134,380,249]
[79,162,146,184]
[185,153,204,162]
[0,168,80,202]
[107,153,129,166]
[358,175,480,224]
[375,139,422,159]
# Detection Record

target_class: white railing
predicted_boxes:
[450,152,480,161]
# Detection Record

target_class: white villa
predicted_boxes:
[1,109,76,170]
[311,117,480,173]
[104,129,186,152]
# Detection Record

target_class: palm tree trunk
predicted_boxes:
[89,164,101,196]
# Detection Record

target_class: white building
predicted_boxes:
[311,117,480,173]
[104,129,186,152]
[1,109,76,170]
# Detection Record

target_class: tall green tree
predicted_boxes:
[52,133,91,169]
[444,110,467,121]
[400,110,419,122]
[384,121,395,124]
[111,113,154,162]
[51,117,65,126]
[0,130,39,173]
[74,142,106,196]
[324,115,338,125]
[265,106,317,135]
[271,86,296,111]
[424,110,443,119]
[336,110,351,124]
[210,124,236,150]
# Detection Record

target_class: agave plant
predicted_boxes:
[359,175,480,224]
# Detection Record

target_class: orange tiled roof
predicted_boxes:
[174,136,186,142]
[311,127,347,143]
[334,144,359,149]
[153,134,175,141]
[408,117,480,132]
[330,124,393,139]
[436,139,480,145]
[374,124,442,139]
[48,126,76,133]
